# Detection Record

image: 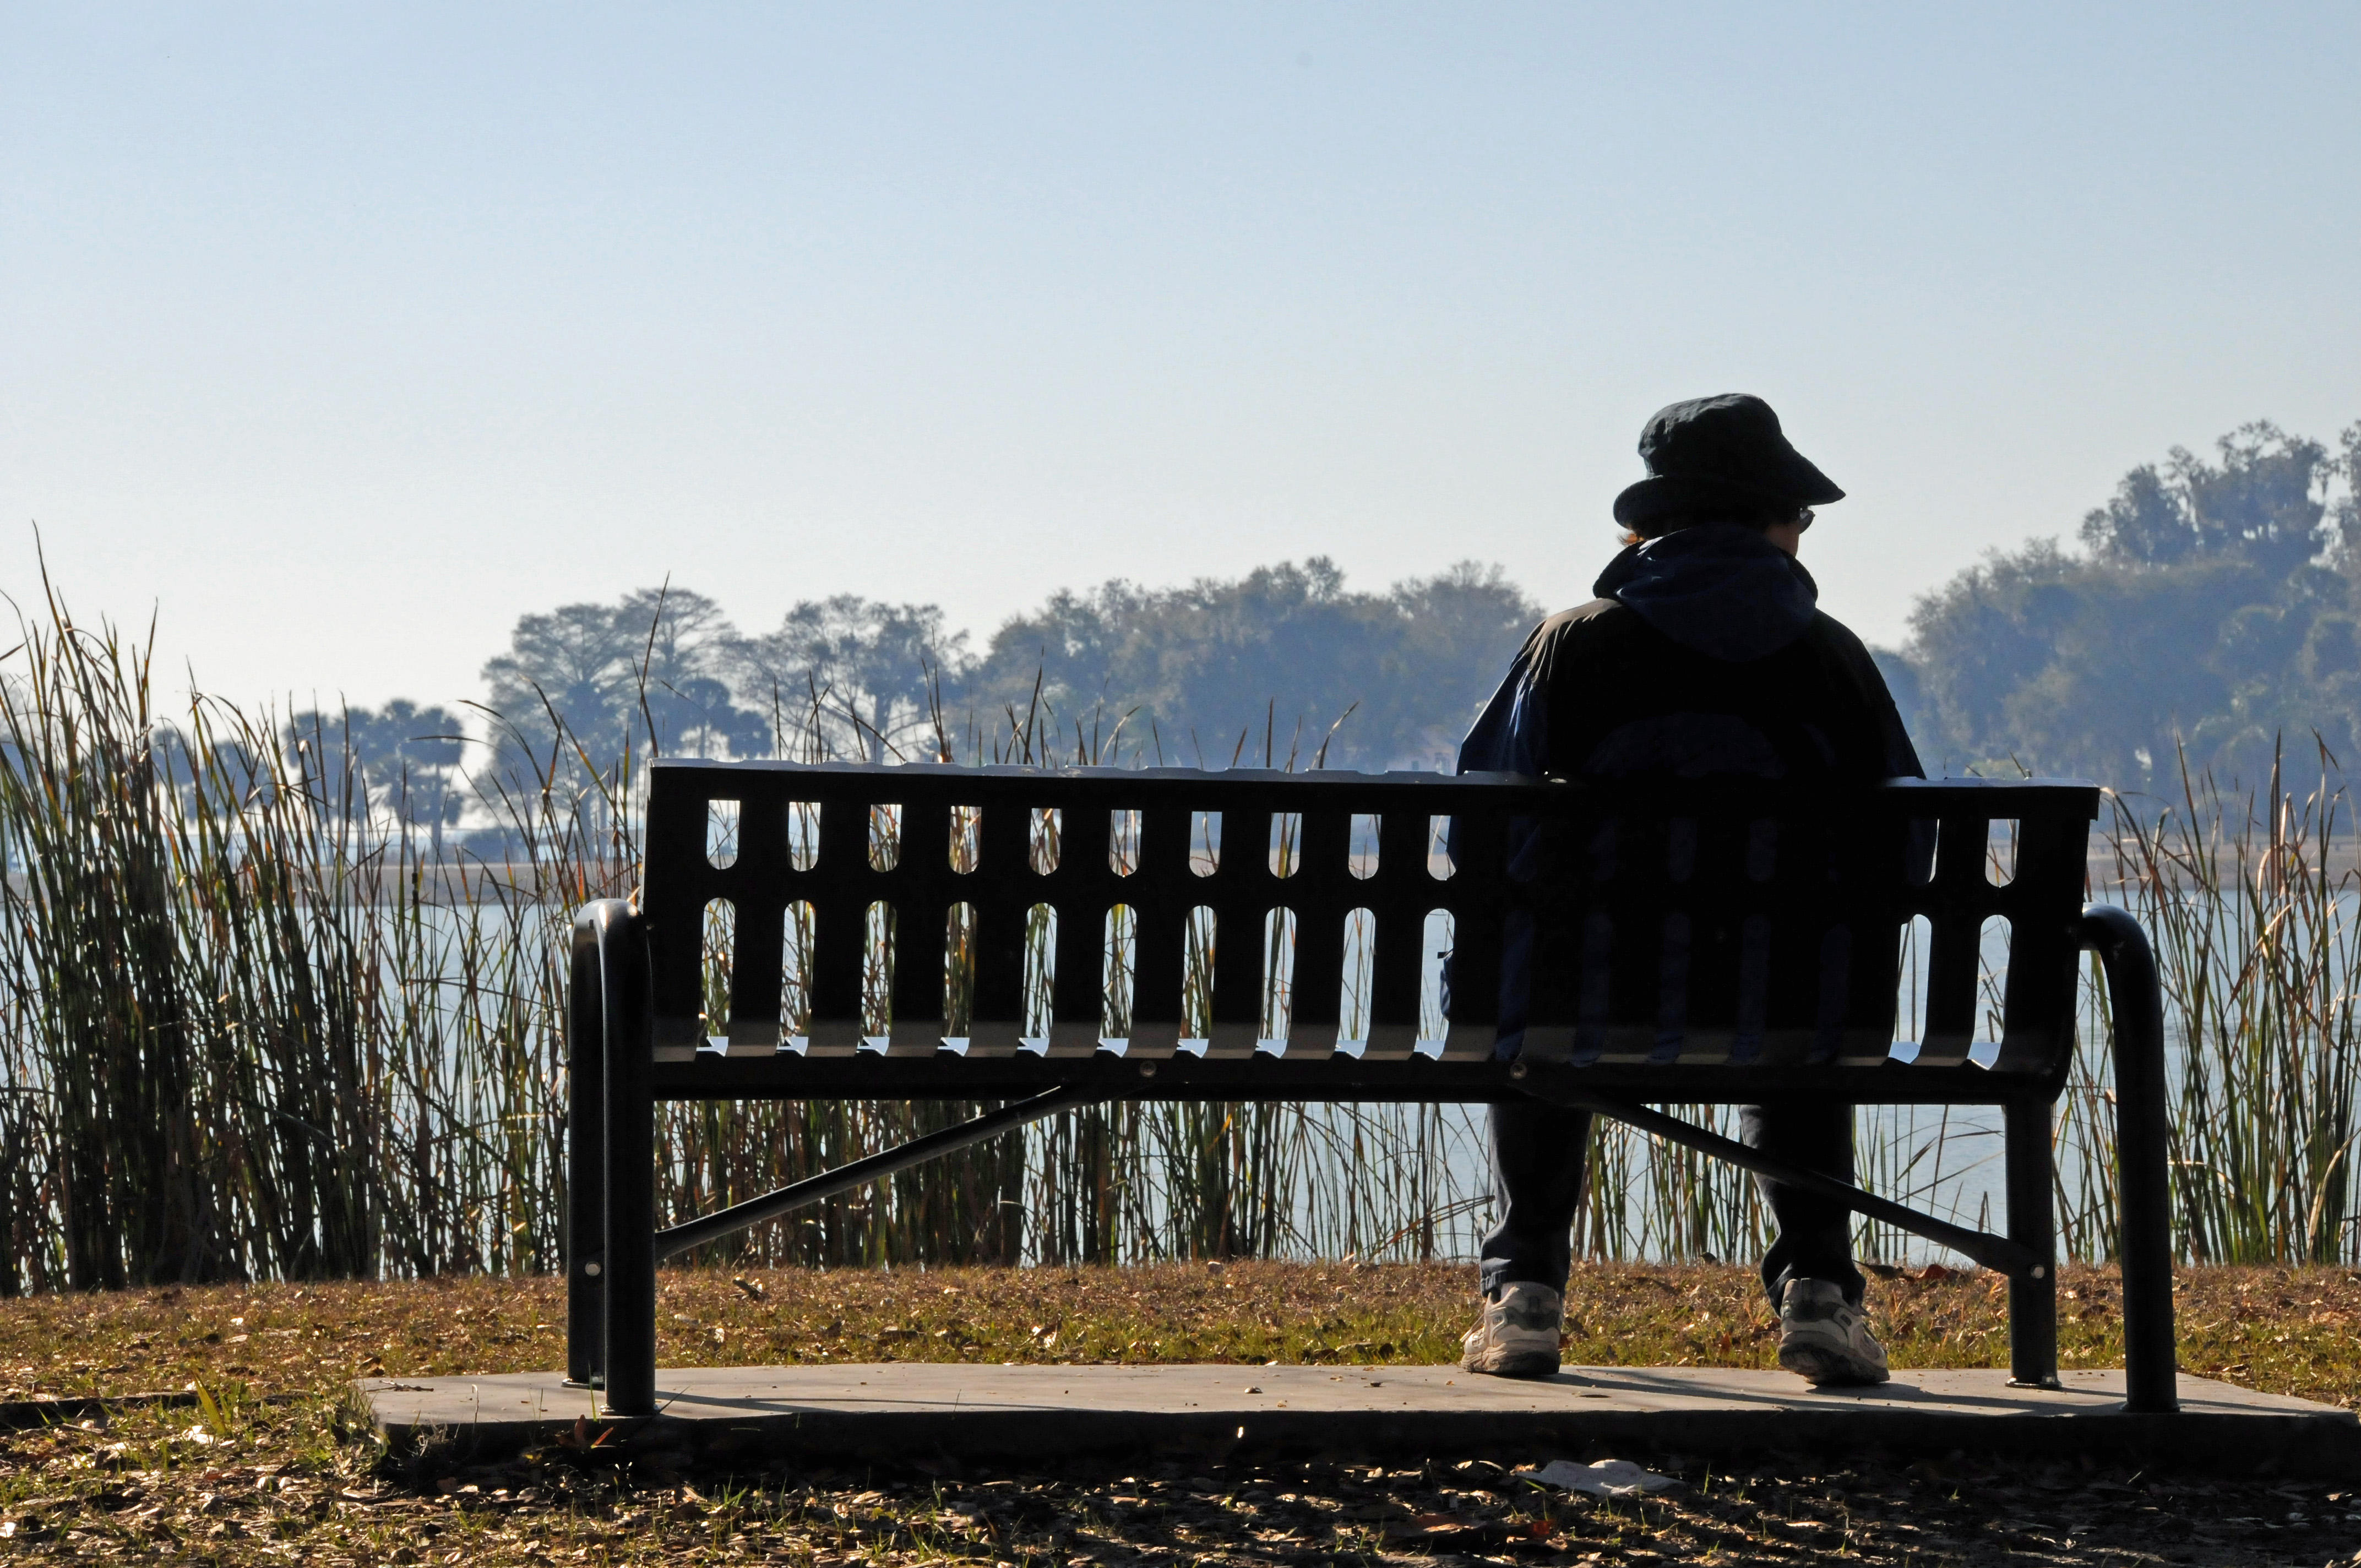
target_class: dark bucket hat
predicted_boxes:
[1611,394,1845,526]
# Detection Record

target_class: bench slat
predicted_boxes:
[1361,809,1436,1059]
[1283,806,1353,1057]
[964,798,1033,1055]
[1124,802,1193,1058]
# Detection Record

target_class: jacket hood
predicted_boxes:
[1593,522,1819,662]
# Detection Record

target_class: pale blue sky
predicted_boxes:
[5,3,2357,708]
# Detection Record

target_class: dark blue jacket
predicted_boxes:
[1455,524,1924,1054]
[1461,524,1921,783]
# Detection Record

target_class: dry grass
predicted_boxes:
[3,1262,2360,1565]
[3,1260,2357,1409]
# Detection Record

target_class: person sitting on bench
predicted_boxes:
[1456,393,1924,1387]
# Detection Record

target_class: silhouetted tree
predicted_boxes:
[729,596,969,763]
[283,699,467,844]
[477,587,768,789]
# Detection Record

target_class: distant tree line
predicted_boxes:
[292,415,2361,838]
[289,559,1543,837]
[967,559,1538,769]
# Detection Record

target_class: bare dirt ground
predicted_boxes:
[1,1260,2357,1565]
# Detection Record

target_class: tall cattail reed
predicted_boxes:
[2069,743,2361,1265]
[0,583,1495,1288]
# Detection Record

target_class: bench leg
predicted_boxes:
[594,903,659,1419]
[2003,1096,2060,1389]
[565,907,610,1389]
[2080,904,2179,1414]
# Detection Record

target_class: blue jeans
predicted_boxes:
[1479,1097,1865,1308]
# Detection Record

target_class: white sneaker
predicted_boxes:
[1777,1277,1890,1386]
[1460,1282,1564,1378]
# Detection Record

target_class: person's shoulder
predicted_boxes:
[1513,598,1657,690]
[1802,607,1864,646]
[1796,609,1903,707]
[1800,609,1877,664]
[1518,597,1644,666]
[1531,597,1638,645]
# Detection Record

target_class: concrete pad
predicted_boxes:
[362,1362,2361,1477]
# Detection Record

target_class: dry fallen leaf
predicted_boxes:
[1382,1512,1503,1545]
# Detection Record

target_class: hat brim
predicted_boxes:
[1612,462,1845,526]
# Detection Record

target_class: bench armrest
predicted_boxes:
[2075,903,2178,1414]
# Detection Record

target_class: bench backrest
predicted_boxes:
[639,761,2096,1078]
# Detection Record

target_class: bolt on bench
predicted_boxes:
[568,760,2176,1419]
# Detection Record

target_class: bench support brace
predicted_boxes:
[653,1086,1100,1261]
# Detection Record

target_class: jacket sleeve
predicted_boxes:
[1456,625,1551,778]
[1446,619,1553,1057]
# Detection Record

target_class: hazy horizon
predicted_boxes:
[7,4,2358,709]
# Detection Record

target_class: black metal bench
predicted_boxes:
[567,760,2177,1418]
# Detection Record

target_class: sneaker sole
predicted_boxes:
[1464,1351,1562,1379]
[1777,1338,1891,1386]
